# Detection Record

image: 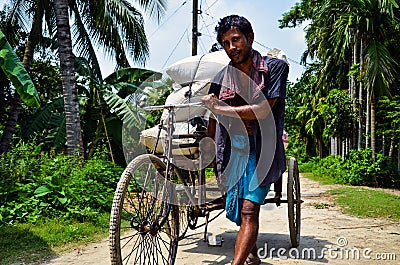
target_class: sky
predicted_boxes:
[134,0,308,82]
[0,0,308,82]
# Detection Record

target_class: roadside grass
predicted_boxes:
[0,213,110,265]
[300,171,400,222]
[327,187,400,221]
[300,172,337,185]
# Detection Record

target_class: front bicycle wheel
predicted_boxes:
[109,154,179,265]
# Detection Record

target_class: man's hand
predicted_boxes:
[201,93,218,110]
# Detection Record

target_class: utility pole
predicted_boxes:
[192,0,201,56]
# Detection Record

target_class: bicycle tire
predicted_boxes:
[109,154,179,265]
[287,157,301,248]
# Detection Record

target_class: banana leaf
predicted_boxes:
[103,68,162,85]
[0,30,40,108]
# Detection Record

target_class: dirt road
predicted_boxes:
[43,174,400,265]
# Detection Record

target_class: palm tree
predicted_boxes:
[3,0,167,155]
[56,0,167,156]
[54,0,83,155]
[280,0,399,159]
[324,0,399,159]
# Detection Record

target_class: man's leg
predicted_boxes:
[274,175,282,198]
[231,199,260,265]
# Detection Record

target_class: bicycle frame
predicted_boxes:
[143,102,207,215]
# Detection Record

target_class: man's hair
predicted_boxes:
[215,15,253,45]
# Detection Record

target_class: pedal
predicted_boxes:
[204,195,226,211]
[207,234,223,247]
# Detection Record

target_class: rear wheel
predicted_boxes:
[287,157,301,247]
[109,154,179,265]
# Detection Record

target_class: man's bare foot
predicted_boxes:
[244,252,261,265]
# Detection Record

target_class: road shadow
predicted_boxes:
[178,231,332,264]
[0,225,57,265]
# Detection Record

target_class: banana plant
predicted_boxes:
[21,56,167,162]
[23,98,66,149]
[75,57,166,163]
[0,30,40,108]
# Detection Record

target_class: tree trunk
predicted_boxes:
[0,93,21,153]
[371,94,376,161]
[357,37,363,150]
[54,0,83,156]
[306,135,316,157]
[388,137,394,157]
[330,137,337,155]
[365,86,370,148]
[97,90,114,163]
[351,33,358,150]
[398,140,400,173]
[318,139,323,159]
[0,13,40,153]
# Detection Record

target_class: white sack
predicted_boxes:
[262,48,290,65]
[140,122,198,155]
[165,51,229,84]
[160,81,210,122]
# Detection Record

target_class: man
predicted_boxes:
[201,15,288,265]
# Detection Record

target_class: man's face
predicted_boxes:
[220,27,253,65]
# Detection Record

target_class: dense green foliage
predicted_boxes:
[0,141,124,226]
[285,74,357,158]
[377,95,400,151]
[299,149,399,188]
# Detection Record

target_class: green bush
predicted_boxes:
[298,157,319,173]
[301,149,399,188]
[312,155,344,181]
[64,157,124,221]
[0,141,124,225]
[340,149,398,187]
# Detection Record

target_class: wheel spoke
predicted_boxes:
[121,231,142,255]
[153,234,170,264]
[120,231,139,244]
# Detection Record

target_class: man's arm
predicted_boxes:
[213,98,277,120]
[207,116,216,138]
[201,93,277,121]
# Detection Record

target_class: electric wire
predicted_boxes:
[149,0,188,38]
[201,1,218,28]
[158,0,304,70]
[185,27,192,45]
[199,12,215,43]
[161,28,188,69]
[203,0,220,13]
[254,40,304,67]
[198,37,208,54]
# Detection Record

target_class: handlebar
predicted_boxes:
[143,102,205,111]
